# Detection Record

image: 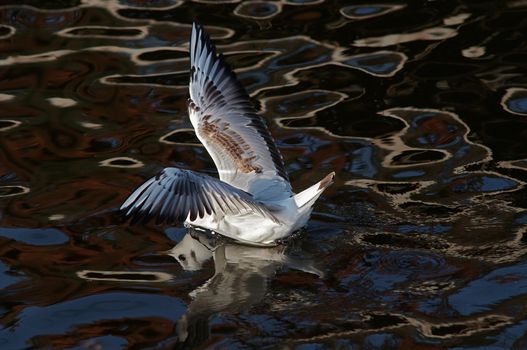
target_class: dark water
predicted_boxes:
[1,0,527,349]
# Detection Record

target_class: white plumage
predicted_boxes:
[121,23,334,245]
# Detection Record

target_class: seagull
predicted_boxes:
[120,23,335,246]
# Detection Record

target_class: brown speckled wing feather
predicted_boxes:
[188,23,291,196]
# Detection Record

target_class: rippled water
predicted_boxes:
[1,1,527,349]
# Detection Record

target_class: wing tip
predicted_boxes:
[191,21,202,44]
[190,21,216,62]
[318,171,336,190]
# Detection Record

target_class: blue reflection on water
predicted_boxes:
[364,333,400,348]
[397,224,451,234]
[508,97,527,114]
[242,314,287,337]
[271,43,327,69]
[449,261,527,316]
[0,261,23,289]
[514,213,527,225]
[345,57,397,74]
[239,71,270,91]
[480,318,527,350]
[449,317,527,350]
[392,170,426,178]
[348,146,377,178]
[65,335,128,350]
[355,7,381,15]
[448,175,518,193]
[454,143,471,158]
[368,272,407,292]
[342,52,406,77]
[0,227,69,245]
[295,343,326,350]
[0,292,186,349]
[480,176,517,192]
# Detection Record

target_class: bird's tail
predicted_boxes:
[293,172,335,209]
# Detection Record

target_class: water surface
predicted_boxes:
[1,0,527,349]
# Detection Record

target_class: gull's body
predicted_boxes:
[190,195,305,244]
[121,23,334,245]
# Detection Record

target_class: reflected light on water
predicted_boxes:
[168,230,322,347]
[462,45,486,58]
[98,157,145,168]
[501,87,527,116]
[1,0,527,348]
[354,27,458,47]
[234,1,283,20]
[340,4,406,20]
[47,97,77,107]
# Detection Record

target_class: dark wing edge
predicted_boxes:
[189,22,290,182]
[120,168,279,225]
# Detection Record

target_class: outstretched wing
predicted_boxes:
[120,168,278,224]
[188,23,291,200]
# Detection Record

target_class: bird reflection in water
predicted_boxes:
[167,228,323,348]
